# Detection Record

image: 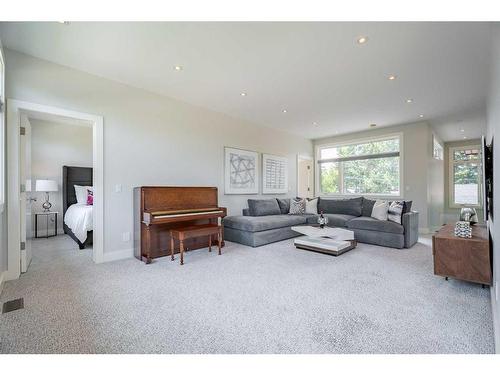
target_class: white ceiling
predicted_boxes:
[0,22,492,141]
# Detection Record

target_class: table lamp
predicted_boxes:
[35,179,58,212]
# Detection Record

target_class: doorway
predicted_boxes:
[6,100,103,280]
[297,155,314,199]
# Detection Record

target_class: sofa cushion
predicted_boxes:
[347,216,404,234]
[276,198,290,214]
[223,215,307,232]
[362,198,376,217]
[247,199,281,216]
[318,197,363,216]
[325,214,357,228]
[301,214,320,224]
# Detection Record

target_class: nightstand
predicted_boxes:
[34,211,59,238]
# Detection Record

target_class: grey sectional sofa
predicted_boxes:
[223,197,419,249]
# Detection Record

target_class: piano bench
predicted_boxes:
[170,224,223,265]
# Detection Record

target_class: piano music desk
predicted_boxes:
[170,224,222,265]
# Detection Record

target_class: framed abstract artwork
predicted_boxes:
[224,147,259,194]
[262,153,288,194]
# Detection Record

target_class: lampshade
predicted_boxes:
[35,179,58,192]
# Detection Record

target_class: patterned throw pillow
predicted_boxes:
[86,189,94,206]
[388,201,404,224]
[289,198,306,215]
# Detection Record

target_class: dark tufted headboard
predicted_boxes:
[62,166,93,218]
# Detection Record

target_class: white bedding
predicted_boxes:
[64,203,93,243]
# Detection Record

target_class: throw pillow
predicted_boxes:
[75,185,93,204]
[371,200,389,221]
[388,201,404,224]
[248,199,281,216]
[289,198,306,215]
[361,198,376,217]
[305,197,318,214]
[276,198,291,214]
[403,200,413,213]
[86,189,94,206]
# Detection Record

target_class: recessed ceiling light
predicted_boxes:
[357,36,368,44]
[282,109,287,113]
[460,129,465,132]
[370,123,377,128]
[406,98,413,103]
[419,114,424,118]
[174,65,183,71]
[240,92,247,96]
[312,122,318,126]
[463,136,468,139]
[388,75,397,81]
[57,21,69,24]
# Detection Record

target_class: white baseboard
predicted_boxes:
[102,248,134,263]
[0,271,6,297]
[492,284,500,354]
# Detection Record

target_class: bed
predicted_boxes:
[63,166,93,249]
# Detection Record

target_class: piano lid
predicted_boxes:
[140,186,219,212]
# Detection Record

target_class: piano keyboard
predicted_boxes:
[153,210,224,219]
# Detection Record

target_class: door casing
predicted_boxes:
[6,100,104,280]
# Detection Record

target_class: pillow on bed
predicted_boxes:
[75,185,93,204]
[86,189,94,205]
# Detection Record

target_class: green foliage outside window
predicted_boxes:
[319,138,400,195]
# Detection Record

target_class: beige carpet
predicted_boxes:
[0,234,494,353]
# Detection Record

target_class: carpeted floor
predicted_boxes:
[0,234,494,354]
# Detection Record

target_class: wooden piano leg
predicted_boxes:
[209,235,212,252]
[180,240,185,265]
[170,235,175,261]
[145,225,152,264]
[218,229,222,255]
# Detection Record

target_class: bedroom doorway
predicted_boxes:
[6,100,103,280]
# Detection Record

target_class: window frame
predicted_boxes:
[315,133,404,199]
[448,144,482,209]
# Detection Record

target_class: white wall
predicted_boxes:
[30,118,93,234]
[487,23,500,353]
[4,49,313,256]
[0,40,6,280]
[314,121,439,231]
[427,131,445,231]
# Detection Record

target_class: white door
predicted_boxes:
[20,114,33,273]
[298,156,314,198]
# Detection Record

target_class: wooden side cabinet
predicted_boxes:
[432,224,492,286]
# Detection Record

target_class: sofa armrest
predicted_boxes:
[402,211,419,248]
[242,208,250,216]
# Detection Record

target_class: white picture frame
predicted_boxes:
[262,153,288,194]
[224,147,259,194]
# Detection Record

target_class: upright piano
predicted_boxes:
[133,186,227,264]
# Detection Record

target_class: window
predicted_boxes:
[433,136,443,160]
[449,145,482,207]
[317,135,402,197]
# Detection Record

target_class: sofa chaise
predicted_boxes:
[223,197,419,249]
